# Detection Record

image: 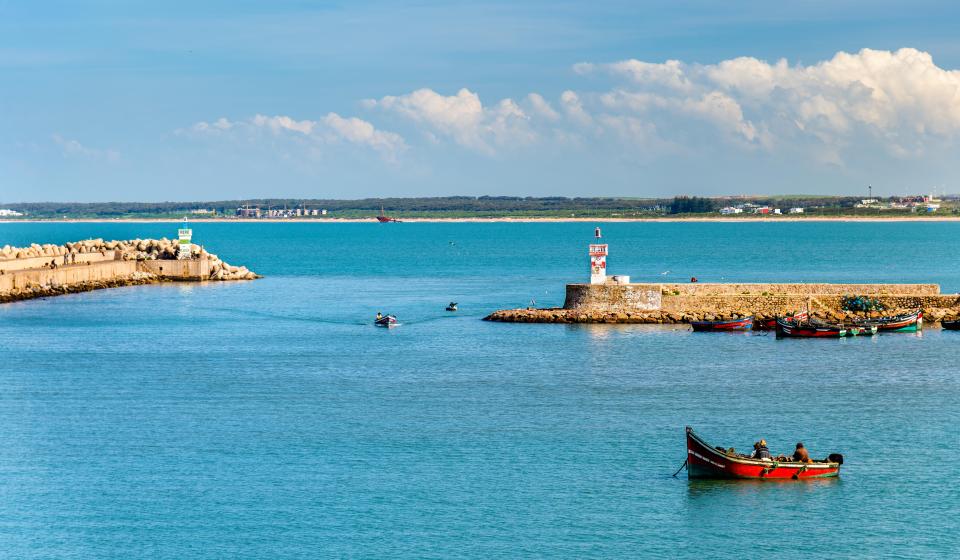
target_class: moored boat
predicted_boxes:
[374,314,399,327]
[942,319,960,330]
[758,311,808,330]
[775,317,847,337]
[446,302,458,312]
[856,310,923,333]
[691,316,753,332]
[685,426,843,480]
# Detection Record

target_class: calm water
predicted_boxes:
[0,222,958,558]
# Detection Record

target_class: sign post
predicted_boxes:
[589,227,608,285]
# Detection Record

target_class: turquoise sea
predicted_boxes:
[1,222,958,558]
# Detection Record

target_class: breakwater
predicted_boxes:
[0,238,259,303]
[485,282,960,324]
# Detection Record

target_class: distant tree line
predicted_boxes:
[669,196,715,214]
[0,194,905,218]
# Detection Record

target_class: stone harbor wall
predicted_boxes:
[487,282,960,324]
[0,238,260,303]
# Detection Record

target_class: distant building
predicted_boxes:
[753,207,771,214]
[191,209,213,215]
[720,207,742,215]
[0,209,24,217]
[789,207,804,214]
[926,204,941,213]
[236,207,261,218]
[773,208,782,215]
[321,209,328,215]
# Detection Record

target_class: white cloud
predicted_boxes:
[585,47,960,157]
[185,113,405,160]
[367,88,533,153]
[526,93,559,121]
[52,134,120,162]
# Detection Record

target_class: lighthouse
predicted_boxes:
[589,227,608,285]
[177,218,193,260]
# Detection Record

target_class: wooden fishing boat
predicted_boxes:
[685,427,843,480]
[775,317,847,337]
[758,311,808,330]
[855,310,922,333]
[691,316,753,332]
[374,315,399,327]
[942,319,960,330]
[777,316,877,337]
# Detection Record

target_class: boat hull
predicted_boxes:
[686,427,841,480]
[859,311,922,333]
[943,320,960,330]
[691,317,753,332]
[775,319,846,338]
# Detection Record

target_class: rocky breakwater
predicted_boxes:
[0,238,260,303]
[484,307,960,325]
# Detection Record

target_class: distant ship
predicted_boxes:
[376,206,401,223]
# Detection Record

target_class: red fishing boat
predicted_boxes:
[685,427,843,480]
[691,316,753,332]
[376,205,400,223]
[758,311,808,330]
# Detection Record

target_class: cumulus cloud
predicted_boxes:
[52,134,120,162]
[366,88,533,154]
[584,47,960,157]
[184,113,405,160]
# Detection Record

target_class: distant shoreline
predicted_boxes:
[3,216,960,224]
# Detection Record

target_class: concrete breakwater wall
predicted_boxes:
[487,282,960,324]
[0,238,259,303]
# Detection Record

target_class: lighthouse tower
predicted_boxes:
[177,218,193,260]
[589,227,608,285]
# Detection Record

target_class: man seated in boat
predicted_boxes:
[376,312,383,321]
[793,442,812,463]
[750,439,772,460]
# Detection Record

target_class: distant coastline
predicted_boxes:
[6,216,960,224]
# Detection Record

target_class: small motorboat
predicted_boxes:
[684,427,843,480]
[855,310,922,333]
[758,311,808,330]
[942,319,960,330]
[374,315,399,328]
[691,316,753,332]
[445,302,458,312]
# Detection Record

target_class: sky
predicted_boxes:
[3,0,960,202]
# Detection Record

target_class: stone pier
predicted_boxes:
[0,238,259,303]
[485,282,960,324]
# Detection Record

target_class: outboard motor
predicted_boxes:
[828,453,844,465]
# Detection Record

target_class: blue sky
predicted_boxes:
[3,0,960,201]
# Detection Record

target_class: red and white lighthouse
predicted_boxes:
[589,227,608,285]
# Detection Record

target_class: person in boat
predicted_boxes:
[793,442,812,463]
[751,439,772,460]
[376,312,383,321]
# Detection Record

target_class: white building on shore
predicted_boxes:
[0,209,24,217]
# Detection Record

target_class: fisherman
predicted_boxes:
[376,312,383,321]
[793,442,812,463]
[751,439,772,460]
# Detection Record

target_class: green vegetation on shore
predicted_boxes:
[1,195,956,220]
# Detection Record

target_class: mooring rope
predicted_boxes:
[672,459,688,478]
